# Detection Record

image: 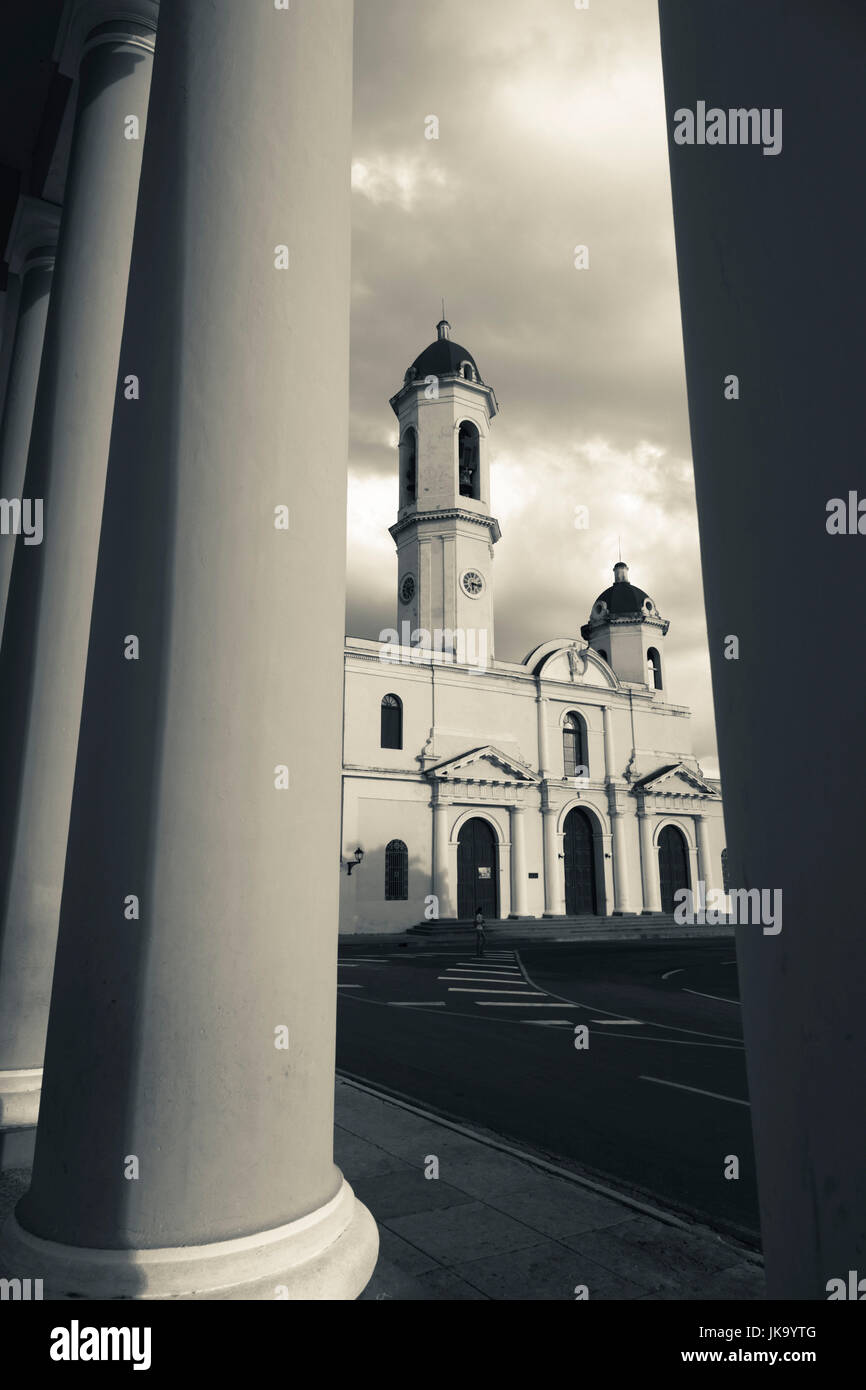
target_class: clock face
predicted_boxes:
[400,574,416,604]
[461,569,484,598]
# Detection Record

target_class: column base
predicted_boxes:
[0,1068,41,1170]
[0,1176,378,1300]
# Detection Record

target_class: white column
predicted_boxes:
[638,808,661,912]
[509,805,529,917]
[610,810,634,912]
[695,813,717,893]
[432,797,456,919]
[602,704,616,778]
[0,199,61,637]
[0,0,376,1300]
[0,0,159,1169]
[536,690,549,777]
[542,806,564,915]
[687,843,700,903]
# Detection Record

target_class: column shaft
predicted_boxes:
[509,806,528,917]
[0,198,61,636]
[432,799,455,919]
[610,811,633,912]
[638,811,661,912]
[695,814,717,893]
[0,12,157,1163]
[542,808,564,915]
[536,691,549,777]
[2,0,376,1300]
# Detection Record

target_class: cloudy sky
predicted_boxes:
[348,0,719,775]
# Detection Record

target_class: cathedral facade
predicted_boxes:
[339,321,726,933]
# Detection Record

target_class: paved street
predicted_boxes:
[336,939,759,1243]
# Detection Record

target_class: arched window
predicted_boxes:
[399,427,417,507]
[462,362,474,381]
[597,648,609,664]
[458,421,481,499]
[380,693,402,749]
[647,647,663,690]
[385,840,408,900]
[563,711,588,780]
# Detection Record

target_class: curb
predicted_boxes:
[336,1070,763,1265]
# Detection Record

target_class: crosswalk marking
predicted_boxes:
[522,1019,574,1027]
[590,1018,643,1026]
[387,1001,447,1007]
[477,1001,578,1007]
[448,987,544,995]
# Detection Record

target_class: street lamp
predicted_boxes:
[346,847,364,876]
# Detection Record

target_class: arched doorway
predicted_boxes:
[658,824,690,913]
[457,817,498,920]
[563,807,598,915]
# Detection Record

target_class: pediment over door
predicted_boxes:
[633,761,720,799]
[426,744,540,786]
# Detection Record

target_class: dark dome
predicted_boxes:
[405,320,481,383]
[409,339,479,380]
[586,563,658,625]
[593,582,650,616]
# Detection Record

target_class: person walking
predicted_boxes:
[474,906,486,958]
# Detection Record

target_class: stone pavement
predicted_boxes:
[338,1077,765,1301]
[0,1079,765,1301]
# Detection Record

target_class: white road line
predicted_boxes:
[337,984,364,989]
[338,957,389,963]
[455,963,520,970]
[590,1018,643,1025]
[514,951,741,1045]
[722,960,737,966]
[477,1001,579,1008]
[387,1001,447,1007]
[640,1075,750,1106]
[683,988,740,1006]
[438,975,523,984]
[521,1020,574,1027]
[448,987,545,995]
[661,968,684,980]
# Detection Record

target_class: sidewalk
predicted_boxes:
[338,1077,764,1301]
[0,1080,765,1300]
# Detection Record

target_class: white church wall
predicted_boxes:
[340,777,431,932]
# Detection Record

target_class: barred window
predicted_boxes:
[385,840,408,900]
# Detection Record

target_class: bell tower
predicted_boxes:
[388,319,501,663]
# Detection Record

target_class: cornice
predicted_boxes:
[389,507,502,544]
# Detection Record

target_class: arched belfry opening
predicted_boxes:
[647,647,663,690]
[458,421,480,500]
[399,427,417,508]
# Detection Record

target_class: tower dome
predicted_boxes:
[581,562,669,690]
[584,561,659,627]
[404,319,482,385]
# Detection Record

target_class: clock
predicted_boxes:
[461,569,484,598]
[400,574,416,604]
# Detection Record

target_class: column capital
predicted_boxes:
[55,0,159,77]
[4,197,62,276]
